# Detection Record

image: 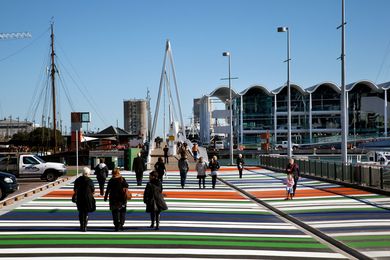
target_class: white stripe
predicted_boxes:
[308,219,390,225]
[0,231,311,238]
[278,205,375,211]
[330,231,390,237]
[362,251,390,258]
[25,201,258,208]
[16,206,268,212]
[312,222,390,228]
[0,247,346,259]
[0,220,296,229]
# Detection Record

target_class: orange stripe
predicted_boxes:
[251,187,371,199]
[43,190,246,200]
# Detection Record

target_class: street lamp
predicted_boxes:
[277,26,292,158]
[223,51,234,165]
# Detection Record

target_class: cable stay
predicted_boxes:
[149,39,191,164]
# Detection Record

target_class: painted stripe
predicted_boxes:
[0,248,346,259]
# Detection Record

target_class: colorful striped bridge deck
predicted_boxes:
[0,166,388,259]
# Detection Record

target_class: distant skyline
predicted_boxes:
[1,0,390,136]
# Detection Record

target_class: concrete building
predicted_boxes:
[123,99,148,142]
[0,118,34,141]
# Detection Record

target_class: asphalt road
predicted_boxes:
[14,178,51,195]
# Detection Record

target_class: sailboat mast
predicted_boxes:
[50,22,57,151]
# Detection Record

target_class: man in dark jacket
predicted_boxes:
[178,154,189,188]
[236,153,245,179]
[132,152,146,186]
[94,158,109,195]
[163,145,169,164]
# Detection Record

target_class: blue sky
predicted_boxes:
[1,0,390,135]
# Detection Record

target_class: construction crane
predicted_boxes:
[0,32,32,40]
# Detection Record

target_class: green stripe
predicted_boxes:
[0,238,326,248]
[346,241,390,248]
[337,235,390,241]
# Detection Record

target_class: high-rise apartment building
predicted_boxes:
[123,99,148,141]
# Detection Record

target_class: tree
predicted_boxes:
[10,127,63,152]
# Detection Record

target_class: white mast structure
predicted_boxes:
[149,40,185,162]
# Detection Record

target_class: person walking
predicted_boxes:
[143,171,168,230]
[73,167,96,232]
[192,143,199,161]
[208,156,220,189]
[104,168,129,231]
[285,172,295,200]
[154,157,166,183]
[286,158,300,196]
[236,153,245,179]
[132,152,146,186]
[196,157,208,189]
[94,158,109,195]
[178,154,189,188]
[163,145,169,164]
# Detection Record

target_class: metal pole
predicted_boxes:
[223,52,234,165]
[287,28,292,158]
[76,130,79,177]
[340,0,348,165]
[228,54,234,165]
[240,95,244,146]
[385,89,388,137]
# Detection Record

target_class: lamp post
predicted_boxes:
[277,26,292,158]
[223,51,234,165]
[339,0,348,165]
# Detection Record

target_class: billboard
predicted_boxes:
[71,112,91,123]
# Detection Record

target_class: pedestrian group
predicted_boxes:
[73,151,248,232]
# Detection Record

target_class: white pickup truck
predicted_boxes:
[0,154,67,182]
[275,141,299,150]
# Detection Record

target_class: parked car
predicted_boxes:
[0,171,18,200]
[0,154,67,182]
[275,141,299,150]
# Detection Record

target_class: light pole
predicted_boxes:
[277,26,292,158]
[223,51,234,165]
[339,0,348,165]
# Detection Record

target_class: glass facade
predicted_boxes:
[198,80,390,147]
[242,88,273,131]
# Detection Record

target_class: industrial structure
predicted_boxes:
[0,118,34,141]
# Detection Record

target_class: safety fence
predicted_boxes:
[259,155,390,192]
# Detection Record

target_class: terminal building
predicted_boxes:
[197,80,390,148]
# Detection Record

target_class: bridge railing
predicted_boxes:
[259,155,390,192]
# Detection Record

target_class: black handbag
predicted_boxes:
[71,193,77,203]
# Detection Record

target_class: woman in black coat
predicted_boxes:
[73,167,96,232]
[154,157,166,183]
[104,168,129,231]
[208,155,220,189]
[143,171,168,230]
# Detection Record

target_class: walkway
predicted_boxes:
[0,166,388,259]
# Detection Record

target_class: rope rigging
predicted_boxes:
[25,23,109,139]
